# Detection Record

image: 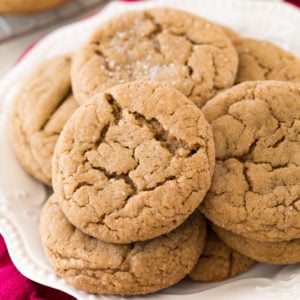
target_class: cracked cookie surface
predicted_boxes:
[52,81,214,243]
[189,228,254,282]
[71,8,238,107]
[220,25,240,43]
[40,194,206,296]
[214,224,300,265]
[10,56,78,185]
[234,38,300,83]
[200,81,300,242]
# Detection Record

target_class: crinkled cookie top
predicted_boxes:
[52,81,214,243]
[189,229,254,282]
[71,8,238,107]
[200,81,300,242]
[234,38,300,83]
[40,194,206,296]
[10,55,77,185]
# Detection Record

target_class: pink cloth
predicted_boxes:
[286,0,300,8]
[0,235,74,300]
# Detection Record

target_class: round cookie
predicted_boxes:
[220,25,240,43]
[200,81,300,242]
[189,229,254,282]
[233,38,300,83]
[71,8,238,107]
[0,0,68,14]
[52,81,215,243]
[10,56,78,186]
[213,225,300,265]
[40,194,207,296]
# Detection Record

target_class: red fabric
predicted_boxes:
[285,0,300,8]
[0,235,74,300]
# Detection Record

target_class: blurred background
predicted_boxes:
[0,0,109,77]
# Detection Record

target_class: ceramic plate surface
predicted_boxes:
[0,0,300,299]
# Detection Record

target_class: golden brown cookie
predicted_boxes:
[189,229,254,282]
[10,56,78,186]
[200,81,300,242]
[214,225,300,265]
[71,8,238,107]
[0,0,68,14]
[52,81,214,244]
[40,194,207,296]
[220,25,240,43]
[234,38,300,83]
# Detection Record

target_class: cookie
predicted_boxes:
[10,56,78,186]
[214,225,300,265]
[200,81,300,242]
[233,38,300,83]
[40,194,207,296]
[189,229,254,282]
[71,8,238,107]
[0,0,68,14]
[220,25,240,43]
[52,81,214,243]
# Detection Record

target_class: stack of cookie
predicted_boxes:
[9,7,300,296]
[200,80,300,265]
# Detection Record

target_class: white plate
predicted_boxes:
[0,0,300,299]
